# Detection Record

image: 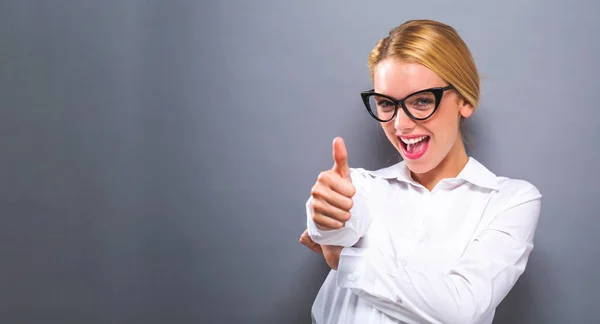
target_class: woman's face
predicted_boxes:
[374,59,474,175]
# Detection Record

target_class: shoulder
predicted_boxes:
[494,176,542,210]
[466,157,542,205]
[496,177,541,195]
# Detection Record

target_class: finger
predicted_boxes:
[312,243,323,254]
[325,191,354,212]
[316,171,355,198]
[332,137,350,179]
[327,175,356,199]
[302,236,322,254]
[300,230,323,254]
[312,211,347,230]
[312,184,354,211]
[312,198,351,223]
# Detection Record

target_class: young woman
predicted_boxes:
[299,20,542,324]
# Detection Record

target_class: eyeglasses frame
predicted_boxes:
[360,85,456,122]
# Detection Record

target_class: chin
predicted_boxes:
[403,159,435,175]
[397,148,438,175]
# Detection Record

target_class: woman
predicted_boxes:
[299,20,542,324]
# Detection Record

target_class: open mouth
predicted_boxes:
[398,135,430,160]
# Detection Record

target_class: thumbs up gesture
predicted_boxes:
[310,137,356,230]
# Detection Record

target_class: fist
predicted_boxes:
[299,229,322,254]
[310,137,356,230]
[299,229,343,270]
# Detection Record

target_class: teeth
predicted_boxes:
[400,136,428,145]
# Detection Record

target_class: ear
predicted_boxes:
[458,98,475,119]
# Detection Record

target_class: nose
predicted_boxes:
[394,107,416,132]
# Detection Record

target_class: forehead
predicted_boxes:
[373,59,444,99]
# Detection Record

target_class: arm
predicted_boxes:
[335,184,542,324]
[306,168,372,247]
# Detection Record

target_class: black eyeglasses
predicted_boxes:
[360,85,455,122]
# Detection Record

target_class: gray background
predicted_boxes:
[0,0,598,323]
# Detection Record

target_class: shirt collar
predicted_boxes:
[365,157,499,191]
[366,161,414,183]
[456,157,499,191]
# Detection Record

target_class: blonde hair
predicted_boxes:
[369,20,479,108]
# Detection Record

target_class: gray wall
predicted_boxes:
[0,0,598,323]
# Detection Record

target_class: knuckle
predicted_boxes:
[349,185,357,197]
[311,199,321,212]
[310,185,319,197]
[311,184,328,199]
[336,212,348,222]
[312,213,327,226]
[311,213,319,223]
[317,171,329,183]
[347,198,354,210]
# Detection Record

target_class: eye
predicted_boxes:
[406,93,436,111]
[415,98,434,106]
[376,99,395,110]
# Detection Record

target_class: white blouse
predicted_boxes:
[306,157,542,324]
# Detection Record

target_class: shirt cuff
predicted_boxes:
[336,247,373,289]
[306,194,368,247]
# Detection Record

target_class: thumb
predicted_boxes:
[332,137,350,179]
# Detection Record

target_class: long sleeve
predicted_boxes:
[306,168,372,247]
[335,184,542,324]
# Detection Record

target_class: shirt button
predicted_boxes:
[401,259,408,266]
[348,273,356,281]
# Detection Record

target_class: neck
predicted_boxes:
[412,137,469,191]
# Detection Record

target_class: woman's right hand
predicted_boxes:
[310,137,356,230]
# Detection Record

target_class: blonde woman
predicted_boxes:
[300,20,542,324]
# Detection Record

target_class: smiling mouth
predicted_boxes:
[398,135,430,159]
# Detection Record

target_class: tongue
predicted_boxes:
[407,139,427,154]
